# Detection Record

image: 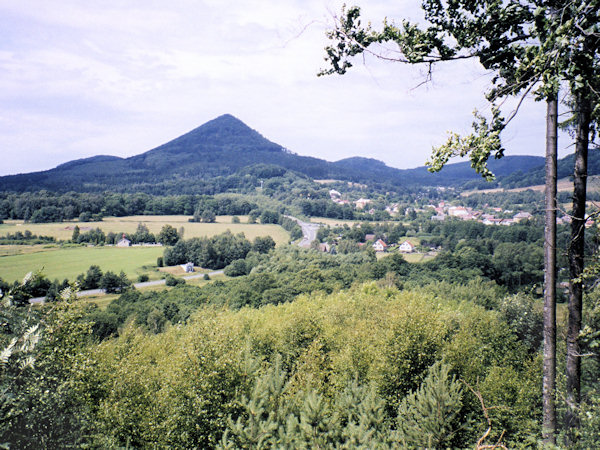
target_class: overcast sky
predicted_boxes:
[0,0,570,177]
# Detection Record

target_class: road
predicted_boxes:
[29,270,225,305]
[284,215,321,248]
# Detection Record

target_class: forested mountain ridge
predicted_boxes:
[500,148,600,188]
[0,113,558,194]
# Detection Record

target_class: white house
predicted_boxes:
[116,234,131,247]
[373,239,388,252]
[399,241,415,253]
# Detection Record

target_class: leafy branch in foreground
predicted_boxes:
[427,107,506,181]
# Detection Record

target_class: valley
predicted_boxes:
[1,115,599,448]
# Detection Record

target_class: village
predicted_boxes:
[328,189,582,227]
[321,188,599,258]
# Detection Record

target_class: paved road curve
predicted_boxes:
[284,215,321,248]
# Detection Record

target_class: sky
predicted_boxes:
[0,0,569,177]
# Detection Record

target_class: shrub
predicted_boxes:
[224,259,248,277]
[165,275,185,287]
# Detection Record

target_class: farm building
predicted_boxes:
[372,239,388,252]
[116,234,131,247]
[399,241,415,253]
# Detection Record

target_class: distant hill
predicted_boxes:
[0,114,551,194]
[500,150,600,188]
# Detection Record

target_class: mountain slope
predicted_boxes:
[500,149,600,188]
[0,114,549,194]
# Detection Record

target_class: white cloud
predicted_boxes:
[0,0,565,176]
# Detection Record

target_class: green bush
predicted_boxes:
[223,259,248,277]
[165,275,185,286]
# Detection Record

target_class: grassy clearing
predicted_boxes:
[398,237,420,246]
[79,293,120,309]
[312,218,361,227]
[158,266,210,276]
[76,273,228,309]
[402,253,435,263]
[184,272,226,287]
[0,245,164,283]
[375,251,436,263]
[0,215,289,244]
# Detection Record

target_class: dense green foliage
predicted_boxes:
[163,231,253,269]
[319,219,548,292]
[2,240,600,447]
[2,283,548,448]
[0,191,259,222]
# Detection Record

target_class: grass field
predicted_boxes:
[0,245,164,283]
[375,249,436,263]
[312,218,361,227]
[0,215,290,244]
[402,253,436,263]
[0,216,289,284]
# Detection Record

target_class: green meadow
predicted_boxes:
[0,245,164,283]
[0,215,290,283]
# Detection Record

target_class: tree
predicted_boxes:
[553,2,600,435]
[83,265,103,290]
[163,240,188,266]
[252,236,276,254]
[71,225,80,242]
[321,1,600,440]
[78,211,92,222]
[100,271,131,294]
[201,209,216,223]
[0,283,93,448]
[8,272,52,306]
[396,362,463,448]
[132,223,155,244]
[157,224,179,245]
[543,93,558,439]
[224,259,249,277]
[259,210,279,224]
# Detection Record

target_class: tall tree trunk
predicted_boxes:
[543,95,558,445]
[566,92,591,433]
